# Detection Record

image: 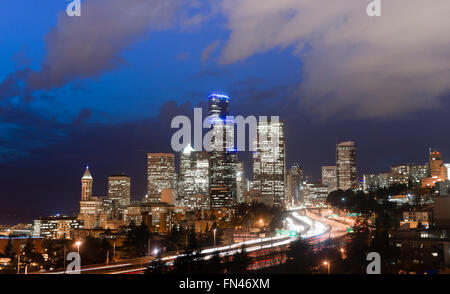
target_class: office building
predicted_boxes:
[235,161,245,203]
[253,119,286,207]
[208,92,237,209]
[336,141,357,190]
[81,166,93,201]
[178,144,210,210]
[422,151,448,188]
[33,215,83,239]
[363,173,389,191]
[147,153,176,202]
[286,164,303,206]
[108,175,131,207]
[321,165,337,192]
[303,182,329,206]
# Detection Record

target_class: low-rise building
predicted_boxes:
[33,215,83,239]
[124,202,184,233]
[303,182,329,207]
[401,209,432,229]
[389,229,450,272]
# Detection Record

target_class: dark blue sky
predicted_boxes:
[1,0,450,224]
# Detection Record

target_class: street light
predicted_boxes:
[213,228,217,249]
[153,248,159,257]
[323,261,330,274]
[113,240,116,261]
[75,241,82,254]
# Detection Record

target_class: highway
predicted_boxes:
[42,207,348,274]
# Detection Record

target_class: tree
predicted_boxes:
[120,221,151,258]
[0,238,16,274]
[187,225,199,252]
[171,251,205,274]
[22,238,44,272]
[286,238,313,273]
[204,250,224,274]
[226,245,252,274]
[1,238,15,259]
[145,258,166,274]
[346,217,371,273]
[42,239,62,270]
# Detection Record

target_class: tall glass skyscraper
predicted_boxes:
[235,161,245,203]
[286,163,303,206]
[253,119,286,207]
[178,144,210,210]
[208,92,237,209]
[147,153,176,202]
[108,175,131,207]
[336,141,357,190]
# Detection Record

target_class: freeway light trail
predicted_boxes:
[49,208,330,274]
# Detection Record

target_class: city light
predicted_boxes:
[75,241,82,254]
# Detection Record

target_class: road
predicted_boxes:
[41,207,345,274]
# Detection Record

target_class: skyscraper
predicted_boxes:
[430,151,447,179]
[321,165,337,192]
[147,153,176,202]
[81,166,93,201]
[286,164,303,206]
[108,175,131,207]
[422,151,448,187]
[336,141,357,190]
[79,166,103,228]
[235,161,245,203]
[208,92,237,209]
[253,119,286,207]
[178,144,210,210]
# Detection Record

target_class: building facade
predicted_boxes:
[33,216,83,239]
[178,144,210,210]
[147,153,176,202]
[253,119,286,207]
[286,164,303,206]
[422,151,448,188]
[208,92,237,209]
[235,161,245,204]
[321,165,337,192]
[336,141,357,190]
[81,166,93,201]
[108,175,131,207]
[363,173,389,191]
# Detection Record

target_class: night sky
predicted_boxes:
[1,0,450,224]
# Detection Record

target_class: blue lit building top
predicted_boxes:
[209,91,230,118]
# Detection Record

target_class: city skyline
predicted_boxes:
[3,1,450,278]
[2,2,450,223]
[2,108,449,223]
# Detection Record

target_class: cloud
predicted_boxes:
[190,69,228,80]
[73,108,93,124]
[26,0,181,91]
[201,40,221,63]
[0,69,30,101]
[176,52,191,61]
[218,0,450,119]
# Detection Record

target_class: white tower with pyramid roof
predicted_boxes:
[81,165,93,201]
